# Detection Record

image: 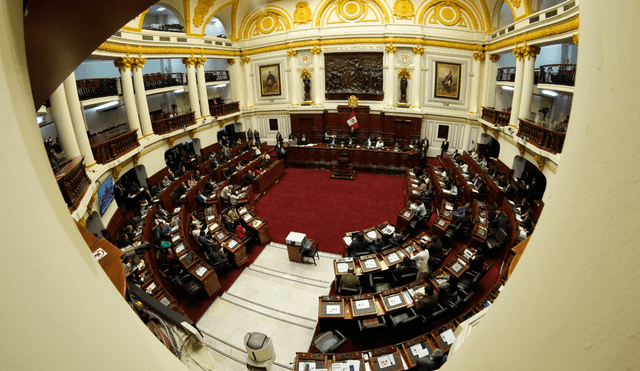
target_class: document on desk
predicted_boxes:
[382,225,395,235]
[355,300,370,310]
[442,189,451,194]
[451,262,463,272]
[145,282,156,294]
[209,223,219,231]
[243,213,252,221]
[387,253,400,263]
[299,362,316,371]
[464,249,473,259]
[364,259,378,269]
[403,211,412,218]
[441,329,456,345]
[228,239,238,249]
[410,343,430,358]
[252,220,263,228]
[377,355,396,368]
[412,190,419,195]
[206,215,215,221]
[411,183,418,188]
[337,263,349,273]
[325,304,341,315]
[175,244,185,254]
[343,236,353,246]
[239,206,248,214]
[172,234,180,242]
[196,266,207,277]
[409,172,415,176]
[388,295,402,307]
[367,231,378,239]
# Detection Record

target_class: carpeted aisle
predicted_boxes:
[255,168,406,255]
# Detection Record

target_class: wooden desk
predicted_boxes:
[402,334,438,369]
[287,239,317,263]
[247,217,271,244]
[295,353,328,371]
[369,346,404,371]
[396,206,414,231]
[319,296,348,319]
[252,159,285,193]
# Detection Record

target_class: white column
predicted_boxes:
[508,47,525,127]
[469,52,483,115]
[62,72,95,164]
[412,47,424,109]
[482,53,500,108]
[49,83,81,159]
[227,58,239,103]
[195,57,211,118]
[518,45,540,120]
[131,57,153,137]
[182,57,201,118]
[288,50,299,106]
[242,56,254,108]
[386,45,396,106]
[114,58,142,137]
[311,46,323,105]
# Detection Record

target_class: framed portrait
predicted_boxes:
[259,64,281,97]
[434,62,461,100]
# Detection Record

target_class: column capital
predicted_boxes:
[195,57,207,67]
[300,69,312,79]
[131,57,146,71]
[227,59,236,65]
[489,54,501,63]
[114,57,135,70]
[512,46,525,61]
[310,46,322,55]
[522,45,540,60]
[473,52,485,61]
[386,44,397,54]
[573,33,579,45]
[397,67,411,79]
[287,49,298,57]
[241,56,251,64]
[412,47,424,56]
[182,56,198,67]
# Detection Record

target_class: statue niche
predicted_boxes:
[324,52,384,101]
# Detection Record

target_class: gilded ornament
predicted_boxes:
[189,130,196,139]
[522,45,540,60]
[516,143,525,156]
[87,192,96,212]
[485,16,579,52]
[300,69,312,79]
[573,33,579,45]
[195,57,207,67]
[310,46,322,55]
[257,12,279,34]
[132,153,141,167]
[78,217,87,227]
[182,56,198,66]
[489,54,500,62]
[241,56,251,64]
[336,0,366,21]
[534,154,545,171]
[413,47,424,55]
[400,53,410,63]
[393,0,415,20]
[347,95,359,108]
[397,67,411,79]
[113,57,135,70]
[193,0,216,28]
[302,55,310,64]
[472,52,484,61]
[167,137,175,148]
[386,44,397,53]
[227,59,236,65]
[131,57,146,70]
[112,165,122,182]
[287,49,298,57]
[507,0,521,8]
[294,2,313,25]
[490,128,499,138]
[434,1,461,27]
[512,45,525,61]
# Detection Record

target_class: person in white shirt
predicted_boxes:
[410,248,430,270]
[412,200,427,218]
[451,183,458,197]
[376,138,384,149]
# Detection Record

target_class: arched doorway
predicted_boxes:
[478,133,500,159]
[164,138,202,171]
[142,3,185,32]
[512,156,547,201]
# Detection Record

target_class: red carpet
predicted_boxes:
[255,168,406,255]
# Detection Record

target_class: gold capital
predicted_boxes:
[522,45,540,60]
[386,44,397,54]
[512,46,525,61]
[132,153,141,167]
[114,57,135,70]
[287,49,298,57]
[573,33,579,45]
[241,56,251,64]
[227,59,236,65]
[182,56,198,66]
[310,46,322,55]
[195,57,207,67]
[473,52,485,61]
[131,57,146,70]
[489,54,501,63]
[413,47,424,56]
[112,165,122,183]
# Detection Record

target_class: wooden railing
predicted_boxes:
[538,64,576,86]
[76,78,118,100]
[151,111,196,135]
[497,67,516,82]
[209,101,239,117]
[481,107,511,126]
[55,156,91,211]
[204,70,229,82]
[518,119,566,154]
[88,123,129,146]
[91,129,140,164]
[143,73,184,90]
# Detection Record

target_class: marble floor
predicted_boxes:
[197,243,340,371]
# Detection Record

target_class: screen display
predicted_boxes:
[98,175,115,215]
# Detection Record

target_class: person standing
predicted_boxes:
[247,129,253,144]
[440,139,449,157]
[254,129,261,146]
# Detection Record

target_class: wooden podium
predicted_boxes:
[330,152,356,180]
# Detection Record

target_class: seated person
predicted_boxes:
[206,243,232,278]
[253,145,261,157]
[204,179,218,193]
[255,166,263,175]
[393,142,401,151]
[469,150,479,161]
[477,179,488,195]
[276,144,287,160]
[393,257,417,276]
[489,212,509,233]
[229,189,240,207]
[261,154,272,168]
[195,229,215,248]
[174,165,187,177]
[438,276,459,303]
[452,208,472,230]
[389,228,408,246]
[234,219,247,239]
[460,163,469,174]
[187,175,197,188]
[299,134,309,145]
[420,185,435,204]
[364,136,375,148]
[156,221,172,242]
[341,266,361,292]
[329,135,338,146]
[375,138,384,149]
[288,132,295,141]
[227,207,240,223]
[469,247,485,272]
[190,214,204,230]
[345,137,355,147]
[368,237,384,252]
[410,200,428,218]
[175,181,188,195]
[242,169,256,186]
[194,189,208,207]
[443,176,452,190]
[450,182,459,198]
[167,169,176,182]
[453,202,471,217]
[516,197,531,215]
[160,175,171,189]
[413,286,438,317]
[222,214,234,232]
[193,170,202,181]
[349,232,369,257]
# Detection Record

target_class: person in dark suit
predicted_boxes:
[416,349,445,371]
[299,134,309,145]
[345,137,355,147]
[242,170,256,186]
[276,131,283,145]
[393,257,417,276]
[329,135,337,146]
[341,267,361,291]
[254,129,260,145]
[364,136,374,148]
[413,286,438,317]
[440,139,450,157]
[247,129,253,144]
[156,221,172,242]
[349,233,368,257]
[194,189,208,207]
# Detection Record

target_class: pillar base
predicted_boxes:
[396,102,411,107]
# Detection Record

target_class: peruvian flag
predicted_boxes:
[347,110,359,129]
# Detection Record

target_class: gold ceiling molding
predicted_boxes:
[193,0,216,28]
[336,0,367,21]
[434,1,461,27]
[413,46,424,55]
[393,0,415,20]
[472,52,484,61]
[294,2,313,25]
[489,53,500,62]
[386,44,397,53]
[507,0,521,8]
[97,42,239,57]
[485,15,579,52]
[417,0,481,31]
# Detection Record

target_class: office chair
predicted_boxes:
[486,228,508,255]
[175,273,205,306]
[203,248,232,279]
[244,332,276,371]
[368,273,392,293]
[301,243,319,265]
[389,308,422,329]
[392,269,418,287]
[338,277,363,295]
[311,330,347,353]
[358,316,388,336]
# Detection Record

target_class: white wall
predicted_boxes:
[75,59,120,79]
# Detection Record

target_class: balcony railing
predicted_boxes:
[497,67,516,82]
[76,78,119,101]
[209,101,239,117]
[142,23,184,33]
[91,129,140,164]
[55,156,91,211]
[204,70,229,82]
[143,73,184,90]
[152,111,196,135]
[538,64,576,86]
[481,107,511,126]
[518,119,566,154]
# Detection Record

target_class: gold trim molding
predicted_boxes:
[310,46,322,55]
[241,56,251,64]
[287,49,298,57]
[485,15,579,52]
[489,54,500,62]
[413,46,424,56]
[472,52,484,61]
[300,68,312,79]
[397,67,411,79]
